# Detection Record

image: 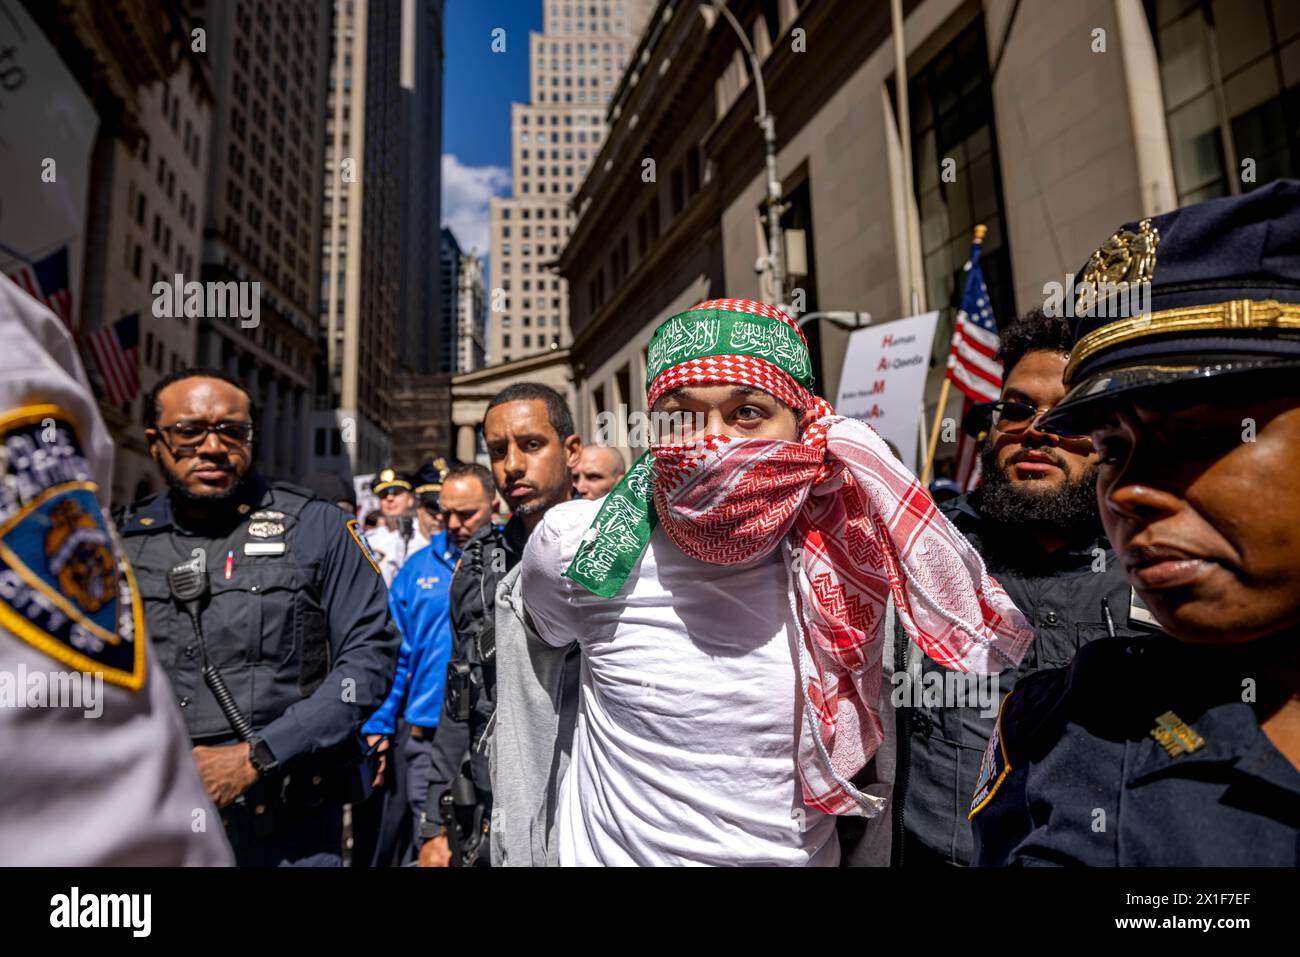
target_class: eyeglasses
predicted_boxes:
[157,420,254,451]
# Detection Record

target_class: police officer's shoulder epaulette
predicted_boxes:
[115,492,169,534]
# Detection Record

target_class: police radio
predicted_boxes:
[168,557,255,742]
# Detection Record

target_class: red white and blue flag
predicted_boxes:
[88,313,141,407]
[5,246,74,330]
[947,240,1004,490]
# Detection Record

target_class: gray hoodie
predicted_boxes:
[487,564,582,866]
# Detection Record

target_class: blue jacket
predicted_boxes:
[363,531,460,735]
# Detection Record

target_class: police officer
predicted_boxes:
[894,308,1139,867]
[366,468,429,587]
[362,461,495,863]
[971,179,1300,866]
[417,383,581,867]
[118,369,399,866]
[0,276,231,865]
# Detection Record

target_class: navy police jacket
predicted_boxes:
[971,631,1300,866]
[118,477,399,768]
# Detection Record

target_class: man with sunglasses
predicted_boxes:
[118,369,399,866]
[972,181,1300,866]
[894,309,1139,866]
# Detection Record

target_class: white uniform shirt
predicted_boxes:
[521,498,838,866]
[365,522,430,587]
[0,276,232,865]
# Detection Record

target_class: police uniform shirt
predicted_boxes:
[363,531,460,735]
[119,478,400,768]
[0,276,232,865]
[365,522,431,588]
[971,632,1300,866]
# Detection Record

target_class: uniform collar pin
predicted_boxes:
[237,504,252,515]
[1150,710,1206,757]
[139,516,154,526]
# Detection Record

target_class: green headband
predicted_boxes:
[644,308,815,392]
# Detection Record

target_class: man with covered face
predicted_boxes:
[972,179,1300,866]
[519,298,1033,866]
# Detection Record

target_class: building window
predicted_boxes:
[1148,0,1300,203]
[905,13,1014,345]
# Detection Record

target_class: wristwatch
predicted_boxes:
[248,736,280,777]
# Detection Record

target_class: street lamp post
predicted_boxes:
[702,1,785,308]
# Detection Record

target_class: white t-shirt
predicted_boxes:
[522,498,838,866]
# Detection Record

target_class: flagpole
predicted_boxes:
[922,223,986,484]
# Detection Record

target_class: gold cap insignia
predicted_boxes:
[1076,218,1160,316]
[380,468,395,482]
[1150,710,1205,757]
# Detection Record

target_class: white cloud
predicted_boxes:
[441,153,510,258]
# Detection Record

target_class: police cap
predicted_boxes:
[1040,178,1300,434]
[372,468,413,495]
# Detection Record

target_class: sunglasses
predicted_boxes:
[969,401,1092,442]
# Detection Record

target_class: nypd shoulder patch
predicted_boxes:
[347,518,383,576]
[969,694,1014,819]
[0,404,146,690]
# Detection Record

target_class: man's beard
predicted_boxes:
[511,482,569,518]
[163,462,250,506]
[977,441,1101,542]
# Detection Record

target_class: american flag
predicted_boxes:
[5,246,74,330]
[946,238,1003,490]
[88,313,141,407]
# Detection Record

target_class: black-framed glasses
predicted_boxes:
[157,420,254,452]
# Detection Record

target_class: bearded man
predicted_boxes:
[893,309,1140,867]
[517,298,1032,866]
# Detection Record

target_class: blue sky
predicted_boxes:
[441,0,541,258]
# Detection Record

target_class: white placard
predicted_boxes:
[834,311,940,471]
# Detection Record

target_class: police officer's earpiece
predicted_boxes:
[168,557,254,742]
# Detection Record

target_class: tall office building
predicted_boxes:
[397,0,447,375]
[438,227,462,373]
[456,250,486,373]
[486,0,653,364]
[311,0,404,477]
[192,0,332,481]
[21,0,213,504]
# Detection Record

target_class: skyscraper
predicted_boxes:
[192,0,332,481]
[486,0,653,365]
[439,227,462,373]
[311,0,404,477]
[456,249,486,373]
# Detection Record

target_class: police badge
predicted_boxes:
[1075,217,1160,316]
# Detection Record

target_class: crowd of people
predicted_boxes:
[0,181,1297,867]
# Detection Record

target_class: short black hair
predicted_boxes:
[441,462,495,501]
[995,308,1074,377]
[144,367,258,432]
[483,382,575,441]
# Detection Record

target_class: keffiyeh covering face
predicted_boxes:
[565,298,1032,816]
